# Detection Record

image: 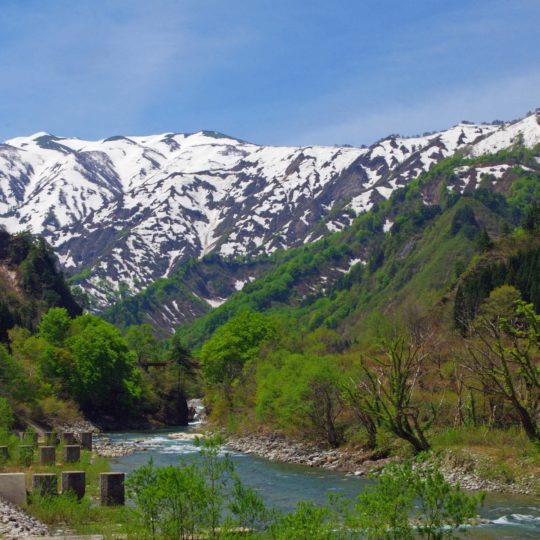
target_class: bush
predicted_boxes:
[0,397,14,430]
[37,396,81,425]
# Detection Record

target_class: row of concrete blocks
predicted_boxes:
[0,445,84,464]
[15,431,93,450]
[0,472,125,506]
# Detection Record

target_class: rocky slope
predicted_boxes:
[4,113,537,311]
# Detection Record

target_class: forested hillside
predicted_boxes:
[0,230,81,341]
[0,231,199,430]
[175,143,540,348]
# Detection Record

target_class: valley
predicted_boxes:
[0,110,539,539]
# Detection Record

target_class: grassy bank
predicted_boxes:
[431,427,540,495]
[0,438,132,537]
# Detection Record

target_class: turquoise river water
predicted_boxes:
[107,427,540,539]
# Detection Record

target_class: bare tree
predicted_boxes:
[354,337,435,453]
[305,377,345,448]
[464,301,540,443]
[342,380,378,450]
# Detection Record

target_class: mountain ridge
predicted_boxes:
[0,110,538,315]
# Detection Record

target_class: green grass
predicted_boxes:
[29,491,130,536]
[431,426,540,490]
[0,441,137,536]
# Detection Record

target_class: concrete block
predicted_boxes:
[39,446,56,465]
[80,432,93,451]
[61,432,76,445]
[100,472,125,506]
[18,431,38,446]
[63,445,80,463]
[32,473,58,497]
[61,471,85,500]
[0,472,26,505]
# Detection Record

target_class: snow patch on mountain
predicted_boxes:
[470,113,540,156]
[0,112,537,311]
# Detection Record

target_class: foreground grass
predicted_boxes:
[29,493,131,537]
[0,442,135,536]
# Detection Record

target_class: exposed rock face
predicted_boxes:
[156,387,189,426]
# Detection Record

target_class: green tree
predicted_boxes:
[257,353,345,447]
[348,460,483,540]
[475,227,493,252]
[200,312,278,387]
[0,397,14,430]
[354,337,435,453]
[126,435,248,540]
[412,460,484,540]
[466,291,540,443]
[523,201,540,231]
[168,331,196,375]
[125,324,158,365]
[269,501,336,540]
[38,307,72,346]
[36,339,75,396]
[67,315,143,416]
[0,343,33,402]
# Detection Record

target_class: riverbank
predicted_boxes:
[226,433,395,475]
[226,432,540,497]
[94,434,149,458]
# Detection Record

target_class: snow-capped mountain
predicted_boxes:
[0,111,538,309]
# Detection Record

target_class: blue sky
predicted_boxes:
[0,0,539,146]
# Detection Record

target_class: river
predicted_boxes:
[106,427,540,539]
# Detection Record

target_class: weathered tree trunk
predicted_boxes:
[514,400,539,443]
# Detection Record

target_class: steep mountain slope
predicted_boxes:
[104,123,540,335]
[103,253,279,333]
[1,117,517,310]
[0,229,82,341]
[169,140,540,348]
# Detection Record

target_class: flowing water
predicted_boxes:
[107,427,540,539]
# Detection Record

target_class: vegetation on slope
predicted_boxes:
[0,230,201,430]
[0,309,198,429]
[176,143,540,349]
[171,143,540,490]
[102,252,279,334]
[0,229,82,341]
